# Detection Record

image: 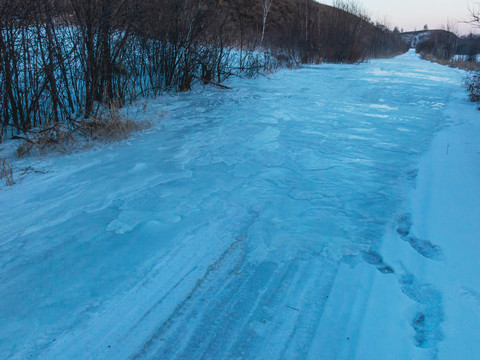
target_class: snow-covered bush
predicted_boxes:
[466,72,480,105]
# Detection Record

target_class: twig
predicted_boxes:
[0,157,15,186]
[286,305,300,311]
[192,75,232,90]
[12,135,33,143]
[20,166,47,176]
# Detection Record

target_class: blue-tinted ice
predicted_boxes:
[0,51,465,359]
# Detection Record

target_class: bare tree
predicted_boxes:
[260,0,272,45]
[468,4,480,29]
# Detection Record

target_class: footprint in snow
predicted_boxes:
[399,272,444,349]
[406,168,419,186]
[396,213,413,238]
[396,213,443,260]
[362,251,395,274]
[405,235,443,260]
[459,287,480,306]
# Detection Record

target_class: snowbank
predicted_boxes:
[357,73,480,359]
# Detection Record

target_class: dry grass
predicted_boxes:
[421,54,480,71]
[76,108,149,142]
[1,106,151,188]
[0,157,15,187]
[15,108,149,158]
[448,60,480,71]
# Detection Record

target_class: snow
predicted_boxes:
[453,54,480,62]
[356,88,480,359]
[1,50,479,359]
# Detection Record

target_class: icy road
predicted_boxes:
[1,50,479,359]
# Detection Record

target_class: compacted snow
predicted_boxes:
[1,50,479,359]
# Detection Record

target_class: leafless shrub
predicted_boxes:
[15,123,75,157]
[456,34,480,61]
[464,4,480,108]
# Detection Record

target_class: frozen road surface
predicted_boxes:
[1,50,479,359]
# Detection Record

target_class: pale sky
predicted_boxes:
[323,0,479,35]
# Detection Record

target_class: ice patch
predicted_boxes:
[369,104,398,111]
[351,127,376,133]
[132,163,148,172]
[363,113,389,119]
[253,126,281,150]
[0,49,471,359]
[295,149,333,171]
[271,110,292,122]
[106,218,137,235]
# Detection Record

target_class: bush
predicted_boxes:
[466,73,480,105]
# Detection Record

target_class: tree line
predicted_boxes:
[0,0,408,140]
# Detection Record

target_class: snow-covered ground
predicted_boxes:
[1,50,478,359]
[453,54,480,62]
